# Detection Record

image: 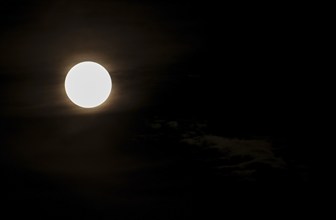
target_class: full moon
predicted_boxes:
[65,61,112,108]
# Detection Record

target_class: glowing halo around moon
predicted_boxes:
[65,61,112,108]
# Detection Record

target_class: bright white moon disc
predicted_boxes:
[65,61,112,108]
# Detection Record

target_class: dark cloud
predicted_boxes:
[181,135,286,181]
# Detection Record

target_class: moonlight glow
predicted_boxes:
[65,61,112,108]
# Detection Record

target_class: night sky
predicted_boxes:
[1,0,312,219]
